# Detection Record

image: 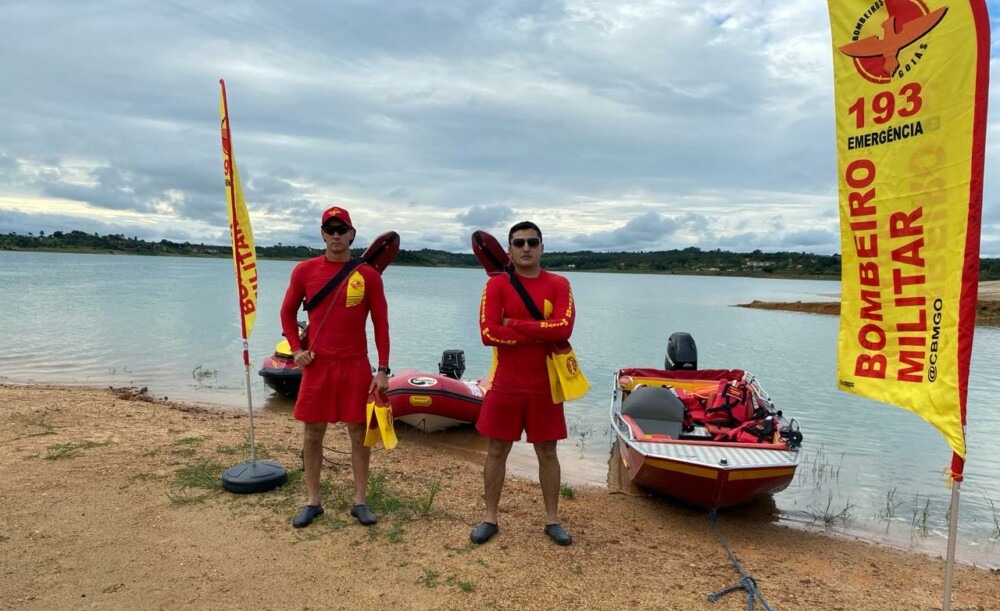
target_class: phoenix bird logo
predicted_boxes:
[566,356,579,376]
[840,3,947,82]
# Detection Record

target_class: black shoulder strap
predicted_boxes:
[507,272,545,321]
[303,258,363,311]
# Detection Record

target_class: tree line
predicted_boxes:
[3,230,999,281]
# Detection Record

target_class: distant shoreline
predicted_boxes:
[0,245,842,280]
[738,281,1000,325]
[7,244,1000,284]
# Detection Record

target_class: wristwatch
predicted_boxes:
[377,366,391,375]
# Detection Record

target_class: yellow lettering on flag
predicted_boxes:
[827,0,989,472]
[219,80,258,340]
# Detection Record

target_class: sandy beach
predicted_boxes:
[2,384,999,611]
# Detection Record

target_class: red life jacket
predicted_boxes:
[715,416,778,444]
[704,380,760,428]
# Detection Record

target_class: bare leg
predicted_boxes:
[483,438,513,524]
[347,422,370,505]
[302,422,328,506]
[534,441,561,525]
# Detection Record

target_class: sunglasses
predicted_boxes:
[511,238,541,248]
[322,224,351,235]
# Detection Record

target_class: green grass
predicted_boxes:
[876,486,903,524]
[417,567,441,588]
[174,461,226,490]
[567,417,609,458]
[364,473,413,519]
[806,491,855,526]
[447,577,475,593]
[214,436,274,462]
[560,483,575,499]
[11,412,57,438]
[807,445,844,487]
[986,495,1000,539]
[387,523,406,543]
[45,440,111,460]
[911,496,931,537]
[167,460,225,505]
[416,569,474,592]
[158,434,446,542]
[215,462,441,541]
[192,364,219,380]
[174,436,209,446]
[419,480,441,516]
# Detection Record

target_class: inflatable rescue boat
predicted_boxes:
[385,350,486,432]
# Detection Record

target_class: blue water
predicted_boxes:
[1,250,997,567]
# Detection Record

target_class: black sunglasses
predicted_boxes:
[322,225,351,235]
[511,237,541,248]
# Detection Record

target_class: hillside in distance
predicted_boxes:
[3,230,999,281]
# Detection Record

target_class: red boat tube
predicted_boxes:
[385,370,485,432]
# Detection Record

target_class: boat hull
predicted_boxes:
[616,438,796,509]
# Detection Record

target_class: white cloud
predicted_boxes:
[0,0,998,256]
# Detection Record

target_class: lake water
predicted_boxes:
[2,250,998,568]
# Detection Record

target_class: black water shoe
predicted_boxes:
[292,505,324,528]
[350,504,378,526]
[470,521,499,544]
[544,523,572,546]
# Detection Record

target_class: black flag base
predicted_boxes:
[222,460,288,494]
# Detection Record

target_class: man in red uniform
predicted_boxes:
[471,221,575,546]
[280,206,390,528]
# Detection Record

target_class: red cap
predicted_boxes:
[321,206,353,229]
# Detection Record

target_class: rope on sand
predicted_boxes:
[706,510,775,611]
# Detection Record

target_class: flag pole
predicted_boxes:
[942,480,960,611]
[219,78,286,494]
[220,80,258,464]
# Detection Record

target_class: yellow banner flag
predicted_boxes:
[828,0,989,472]
[219,80,258,341]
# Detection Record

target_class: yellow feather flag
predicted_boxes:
[219,80,258,343]
[827,1,989,476]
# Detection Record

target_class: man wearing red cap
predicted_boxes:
[279,206,390,528]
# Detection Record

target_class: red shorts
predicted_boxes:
[475,389,566,443]
[293,357,372,424]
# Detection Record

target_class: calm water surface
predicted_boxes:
[1,251,997,567]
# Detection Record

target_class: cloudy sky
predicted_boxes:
[2,0,999,255]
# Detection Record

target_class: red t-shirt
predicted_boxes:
[479,270,575,394]
[279,256,389,366]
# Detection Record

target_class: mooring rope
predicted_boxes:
[707,510,775,611]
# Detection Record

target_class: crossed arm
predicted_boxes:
[479,275,575,347]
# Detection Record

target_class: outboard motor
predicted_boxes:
[665,332,698,370]
[438,349,466,380]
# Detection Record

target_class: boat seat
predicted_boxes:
[620,386,685,440]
